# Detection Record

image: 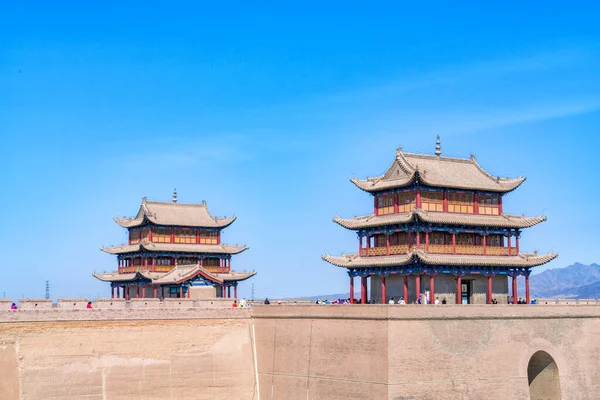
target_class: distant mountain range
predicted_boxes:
[530,262,600,299]
[283,263,600,301]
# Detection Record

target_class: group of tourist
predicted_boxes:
[231,298,251,307]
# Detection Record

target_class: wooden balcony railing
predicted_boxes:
[428,244,453,254]
[456,245,485,255]
[390,245,409,255]
[369,247,388,256]
[359,244,518,257]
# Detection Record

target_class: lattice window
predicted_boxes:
[456,233,477,245]
[421,191,443,212]
[203,258,220,267]
[430,232,450,245]
[448,193,474,213]
[487,234,503,247]
[390,232,408,246]
[129,229,141,244]
[152,227,171,243]
[178,257,198,265]
[398,192,416,213]
[375,234,387,247]
[155,257,173,266]
[199,230,218,244]
[174,228,196,244]
[479,195,500,215]
[377,195,394,215]
[132,257,143,266]
[140,228,149,241]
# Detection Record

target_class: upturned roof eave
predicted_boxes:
[350,177,525,194]
[332,210,546,230]
[321,251,558,269]
[100,242,248,255]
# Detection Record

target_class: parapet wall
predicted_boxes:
[1,303,600,400]
[253,304,600,400]
[0,307,255,400]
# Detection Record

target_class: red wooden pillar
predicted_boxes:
[403,275,408,303]
[415,274,421,303]
[152,257,155,272]
[386,234,390,256]
[142,286,147,298]
[425,231,429,252]
[443,191,448,212]
[153,286,157,298]
[487,275,493,304]
[111,286,114,299]
[516,236,520,254]
[374,196,378,215]
[170,228,174,243]
[525,275,530,304]
[416,190,422,209]
[512,276,518,304]
[349,275,354,304]
[381,276,387,304]
[227,286,231,298]
[394,193,399,214]
[452,233,457,254]
[234,285,238,299]
[366,235,370,257]
[116,286,120,299]
[361,276,367,304]
[148,228,153,242]
[179,286,183,299]
[416,232,421,249]
[456,276,462,304]
[498,196,503,214]
[125,286,130,301]
[483,235,487,255]
[474,193,479,214]
[429,274,435,304]
[507,235,512,256]
[188,285,191,298]
[408,231,413,253]
[358,235,362,256]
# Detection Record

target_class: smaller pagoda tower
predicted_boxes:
[94,191,255,299]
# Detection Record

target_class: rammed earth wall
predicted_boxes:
[1,304,599,399]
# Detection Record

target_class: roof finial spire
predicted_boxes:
[172,188,177,203]
[435,135,442,157]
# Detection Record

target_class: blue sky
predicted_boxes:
[1,2,599,299]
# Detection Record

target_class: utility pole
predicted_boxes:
[45,281,50,300]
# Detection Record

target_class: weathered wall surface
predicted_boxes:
[0,308,256,400]
[253,304,600,400]
[1,304,600,400]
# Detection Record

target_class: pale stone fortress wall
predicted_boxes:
[1,301,599,399]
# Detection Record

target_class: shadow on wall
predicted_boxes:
[528,350,562,400]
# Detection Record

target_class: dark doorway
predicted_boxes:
[461,280,471,304]
[528,351,562,400]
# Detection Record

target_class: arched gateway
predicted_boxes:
[528,350,562,400]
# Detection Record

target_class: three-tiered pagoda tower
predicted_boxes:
[323,137,557,304]
[94,192,255,299]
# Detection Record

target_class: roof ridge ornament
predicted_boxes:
[435,136,441,157]
[172,189,177,203]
